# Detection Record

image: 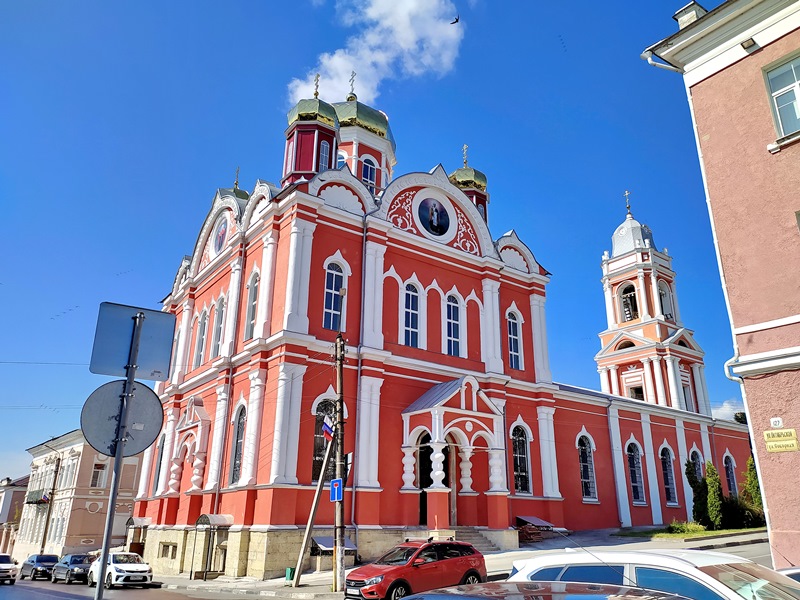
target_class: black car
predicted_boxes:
[51,554,92,584]
[405,581,694,600]
[19,554,59,580]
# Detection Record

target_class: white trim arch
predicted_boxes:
[244,267,261,340]
[658,439,679,505]
[625,435,647,505]
[509,417,534,495]
[401,276,427,350]
[505,302,525,371]
[509,415,534,441]
[443,288,466,358]
[575,426,597,451]
[322,250,352,332]
[722,449,738,496]
[311,385,349,419]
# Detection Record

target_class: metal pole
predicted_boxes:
[94,312,145,600]
[292,436,336,587]
[334,332,345,592]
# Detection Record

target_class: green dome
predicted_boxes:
[448,166,488,192]
[287,98,339,128]
[332,95,396,151]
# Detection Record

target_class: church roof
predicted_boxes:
[611,212,657,257]
[402,378,465,414]
[287,97,339,129]
[332,95,396,151]
[448,166,487,191]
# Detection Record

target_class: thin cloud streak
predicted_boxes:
[288,0,464,105]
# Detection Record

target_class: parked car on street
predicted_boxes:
[0,554,18,585]
[87,551,152,589]
[51,554,93,584]
[507,549,800,600]
[346,539,487,600]
[18,554,59,580]
[406,581,695,600]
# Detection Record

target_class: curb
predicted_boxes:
[694,536,769,551]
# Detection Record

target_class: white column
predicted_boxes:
[171,299,194,383]
[642,358,656,405]
[638,273,650,318]
[297,221,315,331]
[690,364,706,416]
[269,363,307,484]
[599,367,610,394]
[699,365,713,416]
[700,424,713,465]
[665,356,684,410]
[608,406,632,527]
[255,232,278,339]
[651,357,668,407]
[428,442,447,489]
[362,241,386,349]
[356,376,383,488]
[156,406,179,496]
[672,276,683,325]
[640,414,663,525]
[482,279,503,373]
[222,257,242,357]
[283,219,315,334]
[239,370,266,486]
[488,449,507,492]
[537,406,561,497]
[675,420,693,521]
[603,279,615,329]
[609,366,620,396]
[458,449,474,493]
[205,385,229,490]
[136,445,154,499]
[530,294,552,382]
[650,271,663,318]
[401,447,416,490]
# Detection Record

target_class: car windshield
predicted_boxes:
[69,555,89,564]
[38,555,58,562]
[113,554,144,564]
[0,556,11,564]
[699,563,800,600]
[375,546,419,565]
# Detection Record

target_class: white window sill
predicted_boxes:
[767,130,800,153]
[632,501,648,507]
[582,498,600,504]
[666,502,680,508]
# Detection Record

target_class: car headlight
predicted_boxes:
[146,568,152,573]
[364,575,384,586]
[114,566,125,573]
[72,567,83,572]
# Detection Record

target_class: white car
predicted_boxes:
[0,554,18,585]
[87,552,152,589]
[507,549,800,600]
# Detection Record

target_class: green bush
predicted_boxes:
[706,463,724,530]
[685,459,710,527]
[665,520,706,534]
[741,457,763,510]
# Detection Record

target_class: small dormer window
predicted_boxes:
[620,284,639,321]
[337,152,347,170]
[362,158,377,194]
[319,141,330,172]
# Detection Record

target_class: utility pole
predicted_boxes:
[334,331,345,592]
[39,448,61,554]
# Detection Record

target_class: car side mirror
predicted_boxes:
[412,558,426,567]
[13,560,18,565]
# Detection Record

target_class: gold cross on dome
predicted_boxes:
[349,71,356,94]
[462,144,469,168]
[313,73,320,98]
[624,190,631,214]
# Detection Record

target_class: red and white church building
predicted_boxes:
[131,90,751,578]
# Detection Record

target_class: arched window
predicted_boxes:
[690,450,703,480]
[362,158,377,194]
[617,341,635,350]
[578,436,597,500]
[724,455,738,497]
[620,284,639,321]
[230,407,246,485]
[446,295,460,357]
[211,299,225,359]
[337,152,347,170]
[245,273,259,340]
[658,281,674,320]
[511,426,530,494]
[193,312,208,368]
[404,284,419,348]
[312,400,336,482]
[152,434,165,496]
[319,141,330,172]
[627,443,645,503]
[507,313,521,370]
[323,263,344,331]
[660,448,677,504]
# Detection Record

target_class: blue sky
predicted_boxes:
[0,0,744,477]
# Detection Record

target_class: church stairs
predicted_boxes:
[451,527,500,553]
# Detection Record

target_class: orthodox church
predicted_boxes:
[131,86,751,578]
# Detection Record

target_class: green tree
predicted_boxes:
[706,462,724,530]
[685,459,709,527]
[741,456,763,510]
[734,412,748,425]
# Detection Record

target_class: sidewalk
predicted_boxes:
[156,528,769,598]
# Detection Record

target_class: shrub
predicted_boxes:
[741,457,763,510]
[706,463,724,530]
[665,520,706,534]
[685,459,710,527]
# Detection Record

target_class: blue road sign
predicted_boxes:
[330,478,343,502]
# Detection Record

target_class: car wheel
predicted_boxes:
[9,579,15,585]
[51,571,58,583]
[88,572,95,587]
[65,573,72,584]
[461,572,481,585]
[387,582,410,600]
[105,573,115,590]
[18,571,25,580]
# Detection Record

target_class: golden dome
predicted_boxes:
[287,98,339,128]
[332,97,396,151]
[448,166,488,192]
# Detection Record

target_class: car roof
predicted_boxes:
[512,548,751,570]
[397,540,473,548]
[407,581,694,600]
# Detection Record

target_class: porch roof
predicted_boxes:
[402,378,465,414]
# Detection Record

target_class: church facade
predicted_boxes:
[131,91,751,579]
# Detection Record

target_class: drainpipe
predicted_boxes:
[640,51,684,73]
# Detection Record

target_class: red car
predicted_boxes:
[346,540,487,600]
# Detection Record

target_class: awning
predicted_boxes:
[126,517,152,529]
[515,516,555,531]
[311,536,357,552]
[195,514,234,529]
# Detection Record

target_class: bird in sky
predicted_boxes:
[451,15,459,24]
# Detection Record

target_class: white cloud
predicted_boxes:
[288,0,464,105]
[713,397,745,422]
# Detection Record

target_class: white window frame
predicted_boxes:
[230,406,246,486]
[245,272,259,340]
[619,283,639,321]
[723,452,738,497]
[576,429,598,501]
[658,281,675,321]
[90,463,107,489]
[404,283,420,348]
[510,425,532,494]
[323,263,345,331]
[361,157,377,194]
[211,298,225,359]
[767,55,800,138]
[506,306,524,370]
[626,439,647,505]
[193,310,208,368]
[337,151,347,171]
[319,140,330,172]
[444,294,463,357]
[659,445,678,505]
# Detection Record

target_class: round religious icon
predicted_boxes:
[417,197,450,237]
[213,216,228,254]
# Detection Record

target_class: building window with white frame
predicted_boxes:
[152,434,165,496]
[511,426,530,494]
[620,284,639,321]
[578,435,597,500]
[319,140,330,172]
[90,463,107,488]
[507,313,522,370]
[660,447,677,504]
[627,443,645,503]
[230,407,246,485]
[446,295,460,357]
[337,151,347,170]
[767,56,800,138]
[658,281,674,321]
[361,158,377,194]
[211,299,225,359]
[193,311,208,368]
[245,273,259,340]
[323,263,344,331]
[724,455,738,498]
[690,450,703,480]
[312,400,336,482]
[404,284,420,348]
